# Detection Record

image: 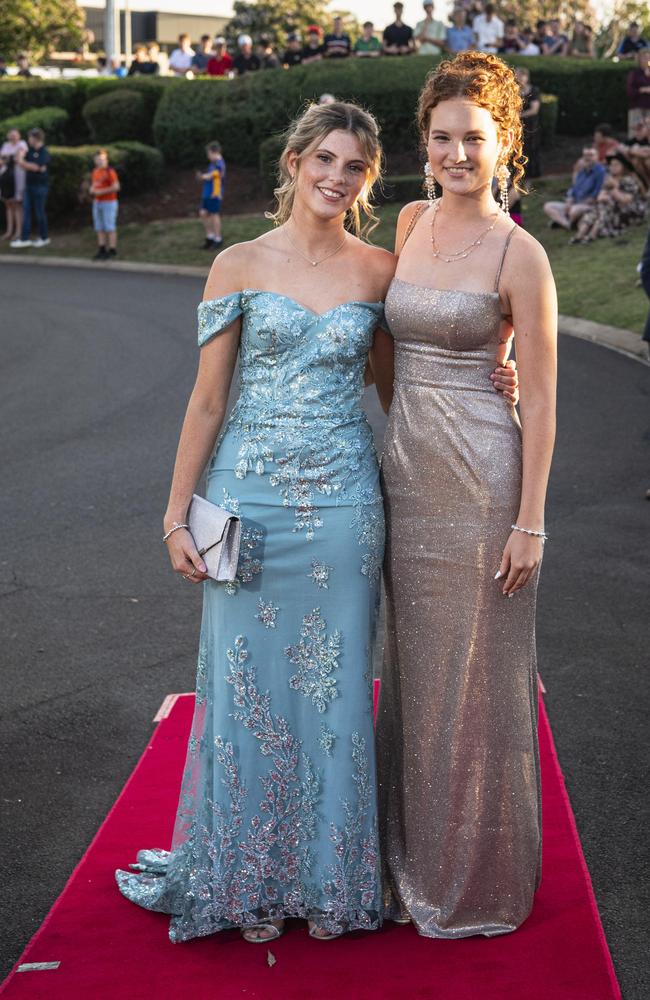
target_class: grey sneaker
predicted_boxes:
[10,239,32,248]
[32,238,51,248]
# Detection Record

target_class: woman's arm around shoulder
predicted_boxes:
[358,240,397,413]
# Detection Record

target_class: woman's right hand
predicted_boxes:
[165,528,209,584]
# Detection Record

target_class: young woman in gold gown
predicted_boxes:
[372,52,558,938]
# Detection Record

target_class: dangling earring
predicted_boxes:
[424,161,438,206]
[496,161,510,215]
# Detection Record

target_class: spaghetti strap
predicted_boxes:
[400,202,428,254]
[494,225,517,293]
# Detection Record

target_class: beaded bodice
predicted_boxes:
[197,290,385,557]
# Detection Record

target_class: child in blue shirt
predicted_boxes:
[198,141,226,250]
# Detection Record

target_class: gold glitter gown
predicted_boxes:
[376,226,542,938]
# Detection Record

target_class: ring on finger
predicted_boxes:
[190,567,197,577]
[182,574,191,581]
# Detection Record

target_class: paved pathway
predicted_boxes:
[1,264,648,996]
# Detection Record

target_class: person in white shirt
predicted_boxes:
[473,3,504,55]
[168,33,195,76]
[519,28,541,56]
[414,1,446,55]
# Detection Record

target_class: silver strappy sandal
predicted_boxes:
[241,920,285,943]
[308,920,343,941]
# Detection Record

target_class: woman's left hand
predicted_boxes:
[490,359,519,404]
[495,530,543,596]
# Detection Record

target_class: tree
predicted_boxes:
[0,0,85,62]
[226,1,358,49]
[501,0,596,29]
[597,0,650,57]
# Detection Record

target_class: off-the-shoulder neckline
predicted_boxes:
[201,288,384,320]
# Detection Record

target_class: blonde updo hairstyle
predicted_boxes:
[418,51,527,193]
[268,101,383,238]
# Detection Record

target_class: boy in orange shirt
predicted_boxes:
[90,149,120,260]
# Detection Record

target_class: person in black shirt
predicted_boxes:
[232,35,261,75]
[16,54,32,78]
[618,22,650,60]
[383,3,415,55]
[283,33,303,67]
[128,45,160,75]
[302,26,324,64]
[515,66,542,178]
[258,35,280,69]
[191,35,215,75]
[324,17,351,58]
[11,128,51,248]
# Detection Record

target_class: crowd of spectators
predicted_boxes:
[86,6,650,78]
[543,121,649,245]
[1,5,648,81]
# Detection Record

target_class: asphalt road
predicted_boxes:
[1,263,648,997]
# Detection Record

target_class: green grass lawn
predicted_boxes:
[9,177,648,334]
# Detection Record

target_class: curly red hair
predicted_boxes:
[417,51,527,192]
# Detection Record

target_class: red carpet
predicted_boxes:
[2,687,621,1000]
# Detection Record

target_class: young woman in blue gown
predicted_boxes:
[115,101,517,944]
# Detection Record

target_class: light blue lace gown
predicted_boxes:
[115,290,386,940]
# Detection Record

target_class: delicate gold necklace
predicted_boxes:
[430,202,499,263]
[284,226,347,267]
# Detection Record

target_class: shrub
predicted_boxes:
[0,79,77,120]
[74,76,169,138]
[111,140,164,192]
[0,106,69,145]
[82,89,149,144]
[259,134,285,194]
[46,142,163,217]
[153,78,230,166]
[540,93,558,146]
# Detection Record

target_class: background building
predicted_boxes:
[80,1,230,50]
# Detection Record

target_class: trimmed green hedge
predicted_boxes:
[83,89,149,143]
[111,140,164,191]
[152,79,230,166]
[0,80,78,120]
[46,142,163,217]
[0,106,70,145]
[0,77,171,143]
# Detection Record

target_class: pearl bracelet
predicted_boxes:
[162,522,189,543]
[511,524,548,542]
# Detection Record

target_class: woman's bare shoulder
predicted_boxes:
[202,234,278,300]
[506,225,553,281]
[349,236,397,298]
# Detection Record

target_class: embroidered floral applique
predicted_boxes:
[255,598,279,629]
[284,609,342,713]
[220,490,264,595]
[319,723,336,757]
[322,733,380,931]
[309,560,333,589]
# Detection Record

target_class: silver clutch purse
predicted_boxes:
[187,494,241,582]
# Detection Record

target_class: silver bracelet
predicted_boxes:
[511,524,548,541]
[162,522,189,543]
